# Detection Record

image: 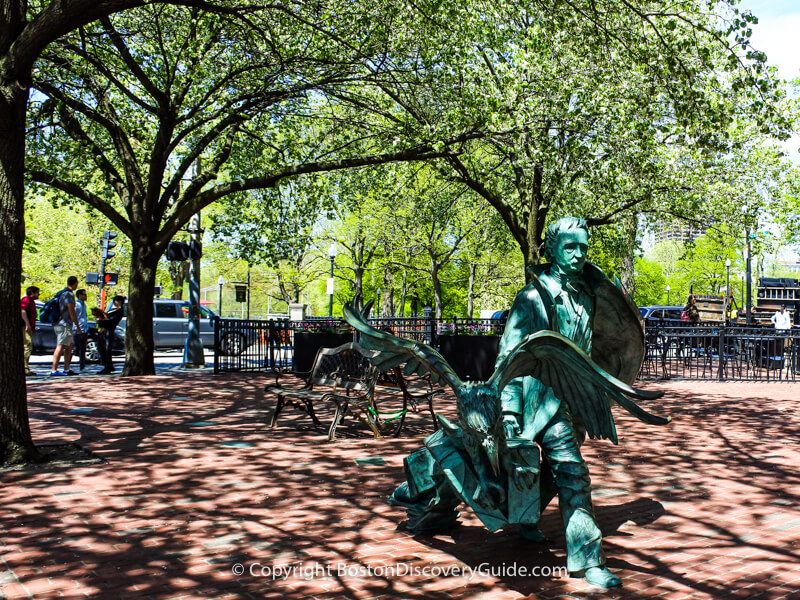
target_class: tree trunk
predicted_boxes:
[168,260,189,299]
[353,266,363,302]
[381,244,394,316]
[523,168,547,283]
[620,213,637,296]
[399,270,408,317]
[431,262,443,319]
[123,243,160,376]
[0,81,37,463]
[467,262,476,318]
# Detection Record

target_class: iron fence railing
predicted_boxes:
[638,325,800,381]
[213,316,799,381]
[213,316,506,373]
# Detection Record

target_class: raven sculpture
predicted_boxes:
[343,298,669,483]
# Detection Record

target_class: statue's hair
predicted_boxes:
[544,217,590,263]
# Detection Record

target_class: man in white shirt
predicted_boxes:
[770,305,792,330]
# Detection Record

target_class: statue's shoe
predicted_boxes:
[519,524,548,543]
[584,566,622,588]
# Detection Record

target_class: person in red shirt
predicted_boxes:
[21,286,40,376]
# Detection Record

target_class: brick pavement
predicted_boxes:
[1,375,799,599]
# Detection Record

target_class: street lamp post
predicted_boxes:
[725,258,731,324]
[740,273,745,314]
[327,245,338,317]
[666,284,671,305]
[745,227,753,325]
[218,275,225,318]
[183,212,204,367]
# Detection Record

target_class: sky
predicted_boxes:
[640,1,799,258]
[738,0,800,163]
[738,1,799,261]
[739,0,800,82]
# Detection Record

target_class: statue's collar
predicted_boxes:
[546,268,585,294]
[529,263,596,297]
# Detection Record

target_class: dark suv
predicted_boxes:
[639,305,684,327]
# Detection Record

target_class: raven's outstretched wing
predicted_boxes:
[487,331,669,443]
[342,299,463,391]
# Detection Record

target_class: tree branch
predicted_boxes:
[27,170,132,237]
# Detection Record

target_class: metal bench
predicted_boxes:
[265,342,382,441]
[372,367,442,436]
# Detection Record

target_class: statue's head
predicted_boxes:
[544,216,589,276]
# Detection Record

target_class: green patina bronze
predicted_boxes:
[343,217,671,589]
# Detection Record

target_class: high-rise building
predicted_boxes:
[652,221,706,244]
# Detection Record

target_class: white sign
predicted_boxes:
[326,277,335,295]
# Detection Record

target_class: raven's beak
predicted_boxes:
[483,437,501,478]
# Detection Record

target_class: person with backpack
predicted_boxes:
[681,294,700,324]
[21,285,40,376]
[50,276,82,376]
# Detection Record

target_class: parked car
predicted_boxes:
[31,302,125,363]
[114,299,244,354]
[639,305,685,327]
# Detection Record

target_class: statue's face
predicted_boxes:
[553,229,588,275]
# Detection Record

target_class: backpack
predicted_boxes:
[39,288,67,325]
[680,309,690,322]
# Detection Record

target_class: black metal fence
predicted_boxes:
[638,324,800,381]
[213,316,799,381]
[213,316,503,373]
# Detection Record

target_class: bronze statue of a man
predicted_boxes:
[343,216,667,590]
[497,216,625,587]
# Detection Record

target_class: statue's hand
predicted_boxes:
[503,414,521,438]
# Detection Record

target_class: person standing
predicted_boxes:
[771,304,791,330]
[97,295,125,374]
[21,286,40,376]
[73,289,90,371]
[51,276,82,376]
[768,304,792,368]
[682,294,700,324]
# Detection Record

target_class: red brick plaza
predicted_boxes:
[2,374,799,600]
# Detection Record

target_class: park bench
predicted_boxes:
[372,367,443,435]
[266,342,382,441]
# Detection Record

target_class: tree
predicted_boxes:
[456,211,525,317]
[334,0,792,280]
[632,256,667,307]
[382,165,494,318]
[0,0,451,463]
[1,0,253,464]
[25,3,457,379]
[22,194,126,303]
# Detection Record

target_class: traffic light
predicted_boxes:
[102,230,117,261]
[189,240,202,261]
[103,273,119,286]
[166,240,202,262]
[167,241,191,261]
